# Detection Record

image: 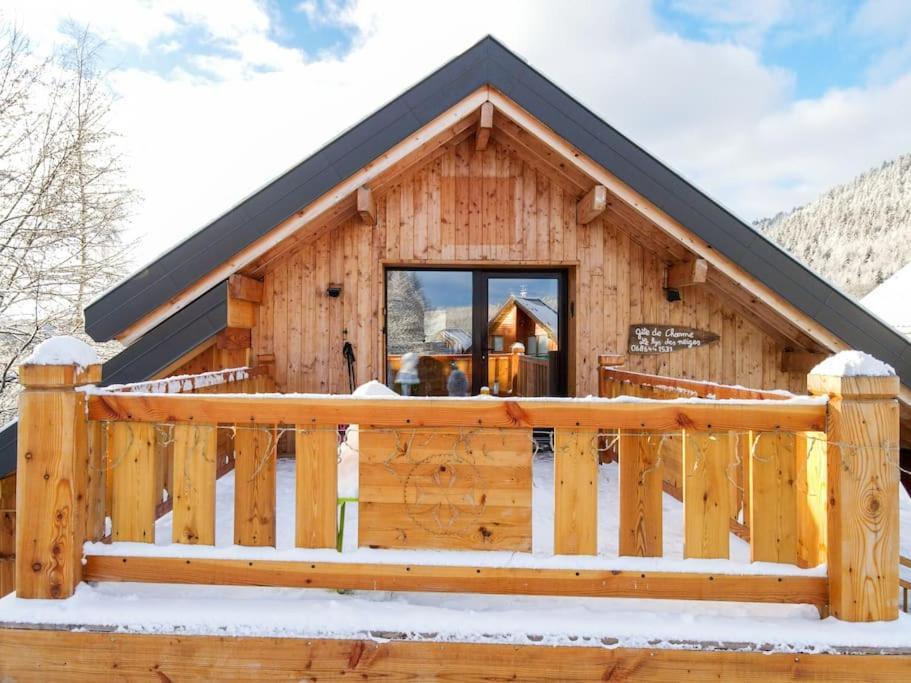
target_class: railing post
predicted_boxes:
[16,362,101,598]
[510,342,524,396]
[808,364,900,622]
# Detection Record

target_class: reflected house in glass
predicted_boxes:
[488,296,559,358]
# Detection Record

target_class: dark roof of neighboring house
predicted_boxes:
[0,283,227,478]
[489,296,560,343]
[82,36,911,387]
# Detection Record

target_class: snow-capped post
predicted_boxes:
[807,351,900,622]
[16,337,101,599]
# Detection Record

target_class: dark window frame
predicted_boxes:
[383,265,568,396]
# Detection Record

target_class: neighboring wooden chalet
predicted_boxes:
[1,37,910,677]
[489,295,559,353]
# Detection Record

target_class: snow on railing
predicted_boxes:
[92,365,269,395]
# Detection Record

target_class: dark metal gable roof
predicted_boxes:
[84,35,911,384]
[0,283,227,478]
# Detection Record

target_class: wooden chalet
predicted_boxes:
[1,36,910,679]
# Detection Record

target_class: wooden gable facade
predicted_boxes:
[244,121,816,400]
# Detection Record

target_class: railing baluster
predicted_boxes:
[110,421,157,543]
[796,431,827,568]
[295,427,337,548]
[737,432,750,527]
[618,431,662,557]
[85,421,106,541]
[682,431,730,559]
[172,424,217,544]
[234,424,277,546]
[553,428,598,555]
[748,431,797,564]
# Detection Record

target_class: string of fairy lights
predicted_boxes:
[94,420,904,492]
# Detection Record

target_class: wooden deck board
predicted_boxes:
[0,628,909,681]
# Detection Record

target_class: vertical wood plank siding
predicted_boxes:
[254,137,804,397]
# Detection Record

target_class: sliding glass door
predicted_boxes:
[481,273,563,397]
[384,268,566,397]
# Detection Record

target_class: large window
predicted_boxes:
[385,269,566,397]
[385,270,473,396]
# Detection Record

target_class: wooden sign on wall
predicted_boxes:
[628,325,719,354]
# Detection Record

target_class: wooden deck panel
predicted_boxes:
[1,629,909,681]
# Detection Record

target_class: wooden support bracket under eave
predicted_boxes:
[357,186,376,226]
[577,185,608,224]
[227,296,256,329]
[216,327,252,350]
[228,274,264,303]
[666,258,708,288]
[475,102,494,151]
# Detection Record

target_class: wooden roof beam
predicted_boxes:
[577,185,608,225]
[475,102,493,151]
[666,259,708,288]
[228,274,263,303]
[357,186,376,226]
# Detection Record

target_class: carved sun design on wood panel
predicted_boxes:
[403,451,487,536]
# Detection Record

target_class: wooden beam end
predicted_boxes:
[666,258,709,289]
[475,102,494,151]
[357,186,376,226]
[577,185,608,225]
[228,274,264,303]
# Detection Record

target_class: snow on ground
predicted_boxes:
[1,455,909,652]
[85,456,808,575]
[3,580,910,653]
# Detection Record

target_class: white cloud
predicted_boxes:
[6,0,911,262]
[662,0,838,48]
[853,0,911,84]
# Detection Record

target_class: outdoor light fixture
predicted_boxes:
[665,288,681,302]
[326,283,343,297]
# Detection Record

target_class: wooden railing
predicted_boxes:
[93,366,277,534]
[598,362,801,540]
[13,359,902,623]
[386,347,546,396]
[598,364,794,401]
[516,355,549,397]
[104,365,274,395]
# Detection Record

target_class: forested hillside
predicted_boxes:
[756,153,911,297]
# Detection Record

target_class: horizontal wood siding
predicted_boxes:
[255,137,804,397]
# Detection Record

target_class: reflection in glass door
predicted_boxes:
[484,275,562,397]
[385,270,473,396]
[385,268,566,397]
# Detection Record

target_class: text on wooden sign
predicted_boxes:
[628,325,720,354]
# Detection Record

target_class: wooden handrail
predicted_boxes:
[101,365,270,394]
[86,393,826,432]
[599,366,793,401]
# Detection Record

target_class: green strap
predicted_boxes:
[336,497,358,552]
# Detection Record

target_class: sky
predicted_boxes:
[4,0,911,265]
